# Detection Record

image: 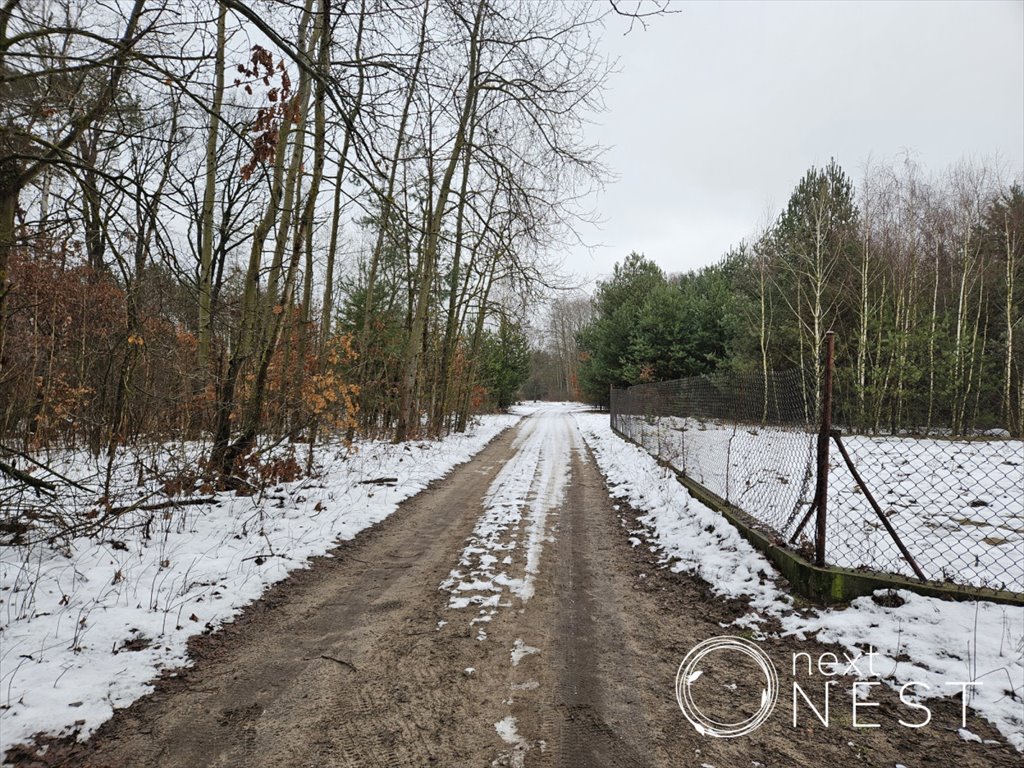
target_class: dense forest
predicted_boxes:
[0,0,620,483]
[574,157,1023,437]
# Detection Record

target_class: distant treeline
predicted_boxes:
[574,158,1023,437]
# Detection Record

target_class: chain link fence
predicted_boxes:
[610,355,1024,595]
[822,431,1023,592]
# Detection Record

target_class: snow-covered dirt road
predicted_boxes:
[11,405,1019,767]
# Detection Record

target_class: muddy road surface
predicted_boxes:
[18,407,1018,767]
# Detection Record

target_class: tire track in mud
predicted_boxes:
[546,448,650,768]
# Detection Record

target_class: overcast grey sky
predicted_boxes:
[563,0,1024,286]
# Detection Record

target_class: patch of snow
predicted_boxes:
[494,715,521,744]
[511,638,540,667]
[493,715,529,768]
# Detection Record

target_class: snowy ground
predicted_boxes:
[613,414,1024,591]
[576,411,1024,752]
[0,413,522,753]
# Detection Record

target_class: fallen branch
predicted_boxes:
[0,445,93,492]
[106,497,217,515]
[358,477,398,485]
[241,553,278,563]
[0,459,57,494]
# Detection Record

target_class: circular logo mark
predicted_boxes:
[675,636,779,738]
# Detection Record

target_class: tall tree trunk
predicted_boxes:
[78,133,106,273]
[952,237,973,434]
[857,214,871,429]
[104,98,178,496]
[0,185,15,364]
[456,259,498,432]
[1004,206,1019,435]
[359,0,430,377]
[211,0,316,474]
[926,245,940,433]
[757,246,770,420]
[294,0,331,440]
[431,109,476,435]
[321,0,368,354]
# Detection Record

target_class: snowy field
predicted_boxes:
[576,411,1024,752]
[0,413,523,753]
[613,414,1024,592]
